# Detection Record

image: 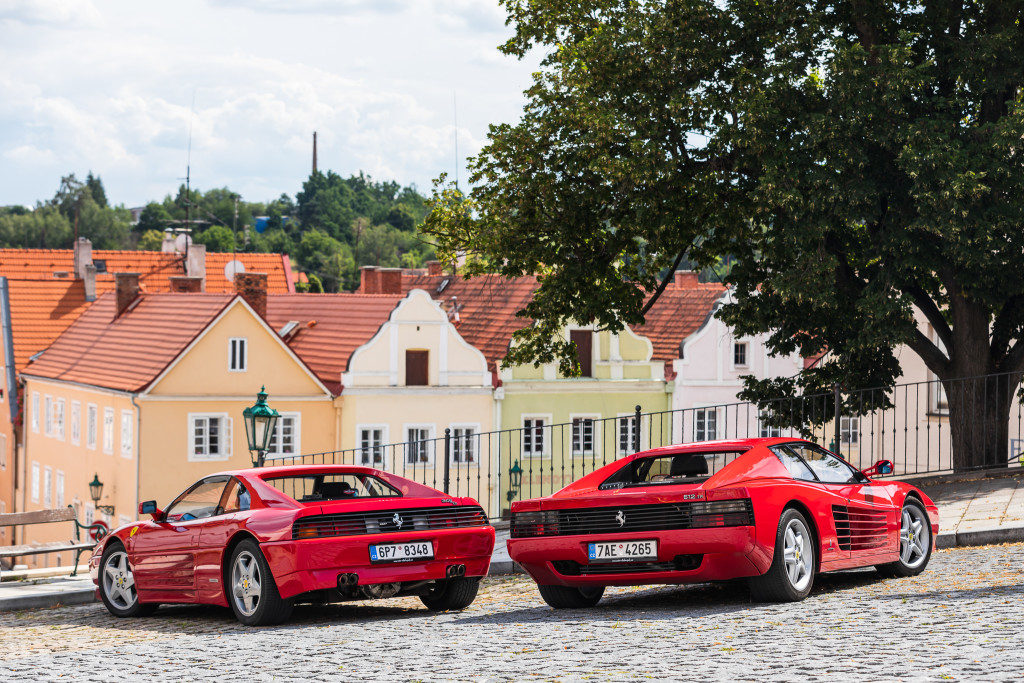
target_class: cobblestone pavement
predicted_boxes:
[1,544,1022,682]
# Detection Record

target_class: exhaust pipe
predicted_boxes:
[337,573,359,588]
[446,564,466,578]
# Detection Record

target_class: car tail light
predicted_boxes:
[689,499,754,528]
[510,510,559,537]
[706,487,750,500]
[293,523,321,539]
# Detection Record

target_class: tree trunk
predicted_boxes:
[943,373,1019,471]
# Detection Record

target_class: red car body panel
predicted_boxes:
[90,465,495,605]
[507,438,938,588]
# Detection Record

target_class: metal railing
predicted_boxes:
[266,372,1024,517]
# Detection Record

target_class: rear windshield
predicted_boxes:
[599,451,745,490]
[264,473,401,503]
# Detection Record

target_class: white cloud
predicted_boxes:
[0,0,101,27]
[3,144,55,165]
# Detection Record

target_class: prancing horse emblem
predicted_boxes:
[392,513,404,529]
[615,510,626,527]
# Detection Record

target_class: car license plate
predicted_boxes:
[588,540,658,562]
[369,541,433,563]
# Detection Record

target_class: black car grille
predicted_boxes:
[293,505,488,539]
[552,554,703,576]
[511,500,754,538]
[832,505,887,552]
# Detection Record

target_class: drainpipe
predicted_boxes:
[131,395,142,517]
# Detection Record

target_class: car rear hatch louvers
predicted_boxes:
[510,500,754,538]
[292,505,488,540]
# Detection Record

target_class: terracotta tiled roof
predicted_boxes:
[265,294,405,394]
[22,292,234,392]
[4,280,95,372]
[0,249,294,294]
[636,284,726,362]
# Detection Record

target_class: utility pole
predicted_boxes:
[312,131,318,175]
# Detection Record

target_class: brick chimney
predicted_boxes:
[426,260,443,276]
[83,263,97,302]
[674,270,700,288]
[379,268,402,295]
[115,273,141,317]
[235,272,268,318]
[360,266,380,294]
[73,237,92,279]
[169,276,203,293]
[186,243,207,290]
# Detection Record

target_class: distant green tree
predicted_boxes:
[195,225,236,253]
[85,172,107,208]
[0,204,72,248]
[136,203,172,234]
[137,229,164,251]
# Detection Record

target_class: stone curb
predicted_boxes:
[937,524,1024,550]
[0,586,96,612]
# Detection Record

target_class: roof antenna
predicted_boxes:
[453,90,459,190]
[177,89,196,273]
[312,131,318,174]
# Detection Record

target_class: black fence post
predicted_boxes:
[634,405,642,453]
[443,428,451,494]
[833,383,841,457]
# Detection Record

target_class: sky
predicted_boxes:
[0,0,542,208]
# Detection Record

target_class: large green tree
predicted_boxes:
[424,0,1024,470]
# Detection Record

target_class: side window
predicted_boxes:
[165,478,230,521]
[787,444,859,484]
[771,446,816,481]
[221,478,251,513]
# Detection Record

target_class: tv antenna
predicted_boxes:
[178,90,196,271]
[453,90,459,190]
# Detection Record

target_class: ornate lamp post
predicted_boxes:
[243,386,280,467]
[506,460,523,503]
[88,474,115,516]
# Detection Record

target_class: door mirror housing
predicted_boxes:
[861,460,894,478]
[139,500,164,520]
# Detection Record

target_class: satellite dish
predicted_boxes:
[224,259,246,282]
[174,233,192,253]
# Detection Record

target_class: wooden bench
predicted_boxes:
[0,506,107,577]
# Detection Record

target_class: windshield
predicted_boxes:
[264,473,401,503]
[599,451,745,490]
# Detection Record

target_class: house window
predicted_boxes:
[572,416,597,456]
[121,410,133,458]
[451,426,478,464]
[31,392,39,432]
[570,330,593,377]
[31,462,39,503]
[87,404,97,450]
[695,408,718,441]
[618,415,637,455]
[55,398,65,440]
[932,381,949,414]
[840,417,860,445]
[71,401,81,445]
[43,466,52,507]
[103,408,114,454]
[359,427,387,468]
[406,350,429,386]
[758,411,781,438]
[733,342,748,368]
[268,413,300,457]
[85,503,94,526]
[405,426,433,465]
[45,395,53,436]
[229,338,247,372]
[522,417,547,458]
[56,470,65,507]
[189,413,232,461]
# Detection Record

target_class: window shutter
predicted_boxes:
[406,350,429,386]
[223,416,232,459]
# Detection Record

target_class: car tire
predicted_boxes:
[537,584,605,609]
[420,576,481,611]
[748,508,816,602]
[228,539,294,626]
[876,498,932,578]
[98,542,157,618]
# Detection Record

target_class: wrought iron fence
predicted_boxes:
[266,372,1024,518]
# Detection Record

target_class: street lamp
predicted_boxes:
[243,386,280,468]
[506,460,523,503]
[88,474,115,516]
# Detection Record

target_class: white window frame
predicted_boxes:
[121,410,133,458]
[570,413,600,457]
[55,398,65,441]
[44,394,53,436]
[31,461,40,503]
[357,424,389,469]
[521,414,551,459]
[617,413,639,455]
[403,424,435,466]
[84,502,95,527]
[31,391,40,433]
[449,423,481,465]
[732,341,750,369]
[56,470,65,507]
[103,407,114,454]
[87,404,97,450]
[229,337,247,372]
[43,466,52,507]
[694,406,721,442]
[758,411,782,439]
[268,412,301,458]
[840,416,860,445]
[188,413,233,462]
[71,401,81,446]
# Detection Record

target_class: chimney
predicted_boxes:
[379,268,402,295]
[426,260,443,277]
[169,276,203,293]
[83,263,97,302]
[74,237,93,279]
[161,230,176,253]
[674,270,700,288]
[115,273,141,317]
[235,271,268,318]
[186,243,207,290]
[360,266,380,294]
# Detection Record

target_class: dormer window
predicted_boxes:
[229,338,247,372]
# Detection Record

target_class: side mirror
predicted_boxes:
[139,500,164,520]
[861,460,894,478]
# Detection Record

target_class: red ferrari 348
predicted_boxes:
[508,438,938,608]
[90,465,495,625]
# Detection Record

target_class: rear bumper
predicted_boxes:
[508,526,760,587]
[262,526,495,599]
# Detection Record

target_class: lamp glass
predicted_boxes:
[88,474,103,505]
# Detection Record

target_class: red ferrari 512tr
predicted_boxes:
[508,438,938,608]
[90,465,495,625]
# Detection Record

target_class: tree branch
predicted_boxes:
[640,249,688,317]
[905,327,951,377]
[906,283,952,351]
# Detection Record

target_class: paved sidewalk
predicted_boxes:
[2,467,1022,612]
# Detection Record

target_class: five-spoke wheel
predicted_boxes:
[227,539,293,626]
[877,498,932,577]
[98,543,155,618]
[749,508,816,602]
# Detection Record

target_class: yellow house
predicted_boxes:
[16,273,334,567]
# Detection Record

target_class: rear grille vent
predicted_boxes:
[552,554,703,576]
[511,500,753,538]
[293,505,488,540]
[832,505,887,551]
